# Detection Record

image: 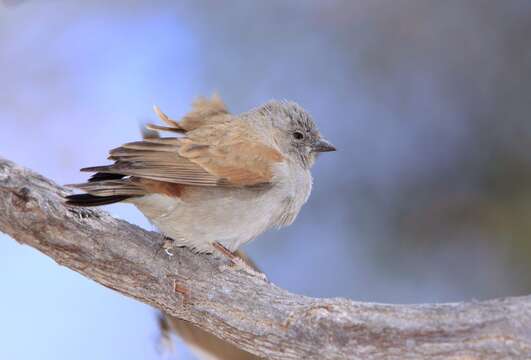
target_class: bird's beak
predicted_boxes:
[312,138,336,153]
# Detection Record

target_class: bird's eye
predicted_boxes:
[293,131,304,140]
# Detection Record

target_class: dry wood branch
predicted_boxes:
[1,156,531,359]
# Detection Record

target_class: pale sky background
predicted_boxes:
[2,1,531,359]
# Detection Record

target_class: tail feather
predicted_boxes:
[65,194,131,207]
[65,174,144,207]
[65,101,205,208]
[89,172,126,182]
[68,180,146,197]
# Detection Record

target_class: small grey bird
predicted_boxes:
[66,95,335,255]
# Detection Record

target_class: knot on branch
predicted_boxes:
[10,186,33,210]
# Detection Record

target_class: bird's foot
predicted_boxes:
[157,236,182,257]
[162,236,175,256]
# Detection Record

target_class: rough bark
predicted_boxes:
[1,157,531,360]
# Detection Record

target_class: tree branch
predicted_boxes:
[1,157,531,359]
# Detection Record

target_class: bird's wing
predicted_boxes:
[82,120,283,188]
[148,94,230,133]
[178,120,284,186]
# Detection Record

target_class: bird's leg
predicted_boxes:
[213,242,267,281]
[212,241,238,260]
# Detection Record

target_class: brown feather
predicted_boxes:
[79,94,283,190]
[179,120,284,186]
[67,180,147,197]
[119,141,179,152]
[178,94,230,131]
[145,123,184,134]
[68,177,186,199]
[153,105,183,129]
[87,150,223,186]
[137,179,184,197]
[142,137,181,145]
[150,94,228,135]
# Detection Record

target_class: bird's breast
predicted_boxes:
[271,162,313,228]
[130,163,312,252]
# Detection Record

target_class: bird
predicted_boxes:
[65,95,335,256]
[66,95,334,358]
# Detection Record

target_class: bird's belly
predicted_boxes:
[130,187,286,252]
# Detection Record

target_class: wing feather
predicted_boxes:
[178,120,284,186]
[79,95,283,188]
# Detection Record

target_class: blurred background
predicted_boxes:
[1,0,531,358]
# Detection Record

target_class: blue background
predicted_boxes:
[2,1,531,359]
